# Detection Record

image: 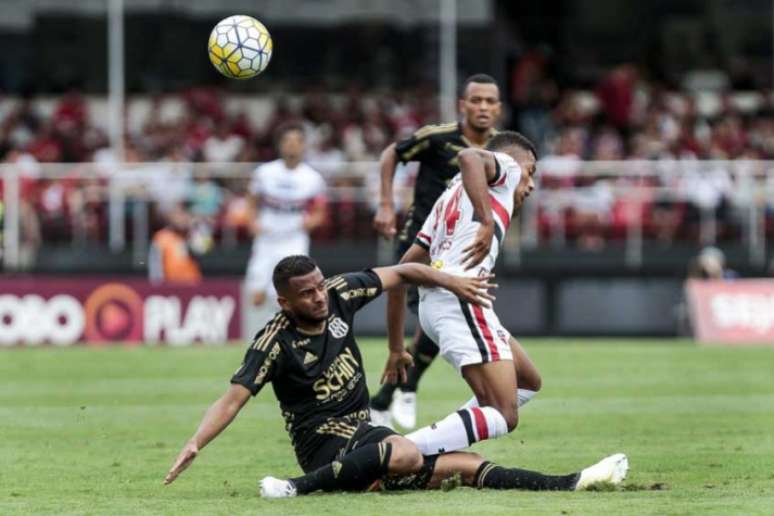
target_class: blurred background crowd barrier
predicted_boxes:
[3,0,774,340]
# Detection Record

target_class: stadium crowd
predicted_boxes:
[2,70,774,257]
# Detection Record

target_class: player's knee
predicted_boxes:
[497,403,519,431]
[530,372,543,393]
[504,409,518,432]
[387,438,424,475]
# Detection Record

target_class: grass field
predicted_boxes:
[2,339,774,515]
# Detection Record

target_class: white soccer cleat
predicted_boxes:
[391,389,417,430]
[369,407,393,429]
[574,453,629,491]
[259,476,297,498]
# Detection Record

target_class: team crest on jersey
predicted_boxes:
[328,316,350,338]
[431,260,444,270]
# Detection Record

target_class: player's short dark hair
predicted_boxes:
[486,130,538,160]
[274,121,305,145]
[459,73,498,99]
[272,255,318,294]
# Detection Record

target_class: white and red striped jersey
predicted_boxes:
[249,159,326,238]
[414,151,522,277]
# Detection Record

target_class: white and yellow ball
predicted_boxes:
[208,15,273,79]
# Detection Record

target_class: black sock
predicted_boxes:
[290,442,392,494]
[474,461,580,491]
[402,331,439,392]
[370,382,397,410]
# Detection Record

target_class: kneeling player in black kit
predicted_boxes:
[164,255,627,496]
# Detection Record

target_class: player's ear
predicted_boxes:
[457,97,466,114]
[276,295,290,312]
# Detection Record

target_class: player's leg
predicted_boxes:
[261,425,423,497]
[406,295,520,456]
[407,360,518,456]
[460,336,542,410]
[245,237,272,307]
[424,452,628,491]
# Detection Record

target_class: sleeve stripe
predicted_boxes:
[254,316,288,351]
[399,139,431,161]
[414,237,430,250]
[488,157,503,186]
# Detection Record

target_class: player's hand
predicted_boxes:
[380,350,414,385]
[448,274,497,309]
[462,223,495,270]
[164,439,199,485]
[373,204,397,239]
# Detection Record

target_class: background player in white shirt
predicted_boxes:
[246,123,327,309]
[382,131,540,456]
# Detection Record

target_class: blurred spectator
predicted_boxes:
[595,64,637,131]
[509,47,559,154]
[203,120,245,164]
[687,246,738,280]
[148,203,202,284]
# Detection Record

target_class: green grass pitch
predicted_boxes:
[2,339,773,515]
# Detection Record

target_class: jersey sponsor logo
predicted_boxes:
[303,351,318,365]
[431,260,444,270]
[313,346,361,401]
[328,316,350,338]
[339,287,377,301]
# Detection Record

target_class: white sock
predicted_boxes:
[459,389,538,411]
[406,406,508,455]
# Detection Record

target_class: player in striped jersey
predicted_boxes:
[370,74,512,430]
[384,131,544,456]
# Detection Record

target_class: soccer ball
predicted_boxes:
[208,15,273,79]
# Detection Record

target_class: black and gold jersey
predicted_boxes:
[230,270,382,471]
[394,122,496,247]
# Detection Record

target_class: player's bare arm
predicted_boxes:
[247,193,262,237]
[458,148,498,269]
[380,243,431,384]
[164,383,251,485]
[373,142,399,238]
[302,196,327,232]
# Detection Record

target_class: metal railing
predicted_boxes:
[1,159,772,271]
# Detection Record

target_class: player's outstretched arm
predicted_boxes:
[164,384,251,485]
[373,143,400,238]
[380,243,429,384]
[374,262,497,307]
[458,148,497,269]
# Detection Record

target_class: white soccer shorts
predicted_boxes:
[245,234,310,298]
[418,287,513,372]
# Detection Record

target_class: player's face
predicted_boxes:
[513,152,537,208]
[459,83,501,132]
[279,130,305,162]
[279,268,329,323]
